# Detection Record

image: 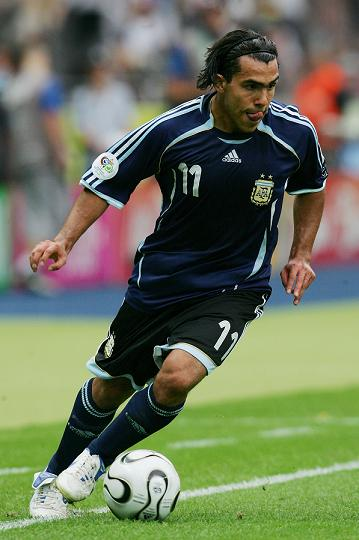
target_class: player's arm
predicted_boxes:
[280,190,325,305]
[29,189,108,272]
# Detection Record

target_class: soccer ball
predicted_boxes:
[103,449,180,521]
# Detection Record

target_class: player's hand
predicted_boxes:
[280,258,316,306]
[29,239,68,272]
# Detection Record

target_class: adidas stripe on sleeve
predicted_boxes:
[269,102,327,195]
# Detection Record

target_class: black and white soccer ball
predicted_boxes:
[103,449,180,521]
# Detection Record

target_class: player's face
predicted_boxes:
[213,56,279,133]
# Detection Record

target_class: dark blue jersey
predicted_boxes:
[80,93,327,311]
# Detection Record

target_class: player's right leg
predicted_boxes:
[30,376,133,519]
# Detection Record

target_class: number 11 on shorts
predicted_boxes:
[214,320,239,361]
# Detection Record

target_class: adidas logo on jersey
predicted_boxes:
[222,149,241,163]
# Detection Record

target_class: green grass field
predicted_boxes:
[1,301,358,538]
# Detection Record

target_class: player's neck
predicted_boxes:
[210,94,233,133]
[210,94,254,136]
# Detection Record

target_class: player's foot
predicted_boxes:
[30,471,72,519]
[56,448,105,502]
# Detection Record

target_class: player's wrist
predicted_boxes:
[288,247,312,264]
[52,234,73,254]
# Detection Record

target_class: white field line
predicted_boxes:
[0,467,32,476]
[259,426,314,438]
[1,460,359,532]
[179,460,359,499]
[168,437,237,449]
[331,417,359,426]
[0,416,356,477]
[177,416,359,427]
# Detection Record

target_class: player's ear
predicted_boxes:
[213,74,226,93]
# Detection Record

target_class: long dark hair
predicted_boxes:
[197,28,278,89]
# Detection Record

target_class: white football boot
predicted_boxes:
[56,448,105,502]
[30,471,72,519]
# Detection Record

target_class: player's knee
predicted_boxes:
[155,368,187,402]
[92,377,134,410]
[154,350,206,405]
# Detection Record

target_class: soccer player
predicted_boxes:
[29,28,326,518]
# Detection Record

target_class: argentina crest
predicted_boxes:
[251,174,274,206]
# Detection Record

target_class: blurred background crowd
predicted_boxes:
[0,0,359,294]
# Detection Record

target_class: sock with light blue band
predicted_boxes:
[46,378,117,475]
[88,383,185,467]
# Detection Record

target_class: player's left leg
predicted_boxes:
[43,376,134,476]
[55,349,206,502]
[30,376,133,518]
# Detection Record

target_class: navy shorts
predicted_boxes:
[87,290,270,389]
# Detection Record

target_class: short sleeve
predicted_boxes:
[286,123,328,195]
[80,119,168,208]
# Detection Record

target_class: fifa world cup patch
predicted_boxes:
[92,152,119,180]
[104,333,115,358]
[251,174,274,206]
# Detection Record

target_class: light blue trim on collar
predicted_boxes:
[218,137,252,144]
[199,94,206,113]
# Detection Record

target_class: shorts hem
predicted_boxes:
[153,342,217,375]
[86,357,144,390]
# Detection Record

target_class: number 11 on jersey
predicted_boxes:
[178,162,202,197]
